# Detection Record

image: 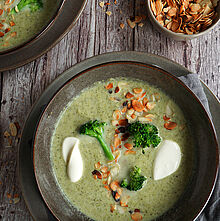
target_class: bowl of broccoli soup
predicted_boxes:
[33,60,218,221]
[0,0,63,52]
[0,0,87,71]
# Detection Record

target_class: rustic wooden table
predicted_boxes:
[0,0,219,220]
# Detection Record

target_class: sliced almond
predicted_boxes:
[164,121,177,130]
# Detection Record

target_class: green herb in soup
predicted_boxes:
[80,120,115,161]
[51,78,194,221]
[120,166,147,191]
[0,0,58,50]
[128,121,161,150]
[11,0,43,14]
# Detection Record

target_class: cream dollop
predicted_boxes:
[62,137,83,182]
[153,140,181,180]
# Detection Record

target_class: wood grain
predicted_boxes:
[0,0,219,220]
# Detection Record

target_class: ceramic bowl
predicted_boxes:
[146,0,220,41]
[33,53,219,221]
[0,0,87,71]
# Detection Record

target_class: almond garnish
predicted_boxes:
[124,150,136,155]
[113,110,121,120]
[131,211,143,221]
[114,137,121,147]
[125,92,134,98]
[163,115,170,121]
[146,102,156,110]
[142,97,148,106]
[118,119,128,126]
[133,88,143,94]
[150,0,218,34]
[132,100,145,112]
[9,123,17,137]
[164,121,177,130]
[124,143,133,150]
[105,83,113,90]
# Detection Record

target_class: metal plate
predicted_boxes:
[18,52,220,221]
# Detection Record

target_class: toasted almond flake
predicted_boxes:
[146,102,156,110]
[13,197,20,204]
[118,119,128,126]
[113,110,121,120]
[138,117,152,122]
[110,180,119,191]
[127,18,136,29]
[10,32,16,37]
[120,23,125,29]
[163,115,170,121]
[104,185,111,191]
[105,82,113,90]
[164,121,177,130]
[131,211,143,221]
[4,130,10,137]
[134,16,142,23]
[99,1,104,7]
[124,150,136,155]
[133,88,143,94]
[125,92,134,99]
[114,137,121,147]
[95,162,101,169]
[9,21,15,27]
[106,11,112,16]
[101,166,108,173]
[138,23,144,27]
[190,3,201,12]
[110,204,116,213]
[142,97,148,106]
[131,114,136,119]
[132,100,145,112]
[9,123,17,137]
[124,143,133,150]
[167,7,177,17]
[121,106,127,113]
[155,0,163,15]
[127,108,134,116]
[144,114,155,118]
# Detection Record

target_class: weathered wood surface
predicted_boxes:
[0,0,219,220]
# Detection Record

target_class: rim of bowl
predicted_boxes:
[33,59,219,221]
[146,0,220,38]
[0,0,66,55]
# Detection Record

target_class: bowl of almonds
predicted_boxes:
[146,0,220,40]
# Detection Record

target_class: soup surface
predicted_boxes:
[51,78,194,221]
[0,0,59,51]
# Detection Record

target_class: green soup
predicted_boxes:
[51,78,194,221]
[0,0,59,51]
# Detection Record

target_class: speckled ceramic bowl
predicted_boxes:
[33,52,219,221]
[146,0,220,41]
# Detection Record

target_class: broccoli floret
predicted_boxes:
[120,166,146,191]
[128,121,161,149]
[11,0,43,13]
[120,178,128,188]
[79,120,115,161]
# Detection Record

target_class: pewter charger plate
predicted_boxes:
[18,52,219,221]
